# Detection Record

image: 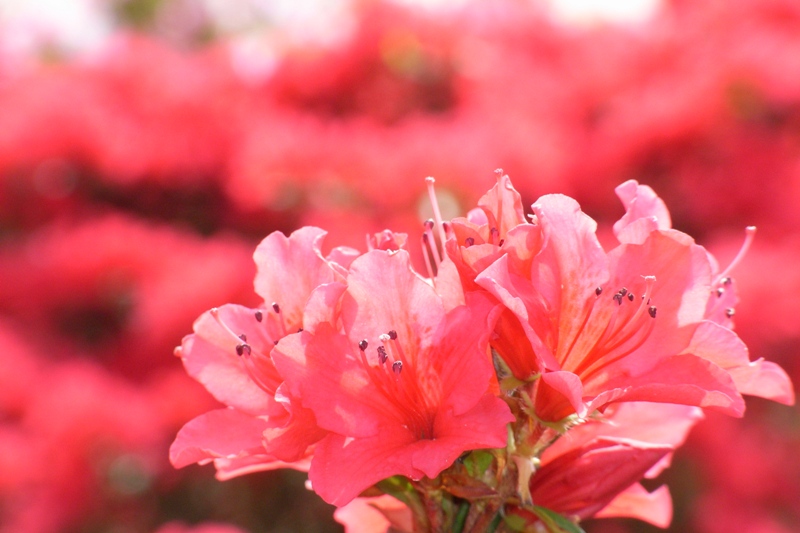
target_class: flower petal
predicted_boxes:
[613,180,672,244]
[170,409,268,469]
[595,483,673,528]
[253,226,336,327]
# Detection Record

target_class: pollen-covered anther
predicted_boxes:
[236,343,252,357]
[721,277,733,286]
[716,287,725,298]
[725,308,736,318]
[648,306,657,318]
[358,340,368,351]
[377,346,389,364]
[392,361,403,375]
[388,330,398,340]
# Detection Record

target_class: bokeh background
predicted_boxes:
[0,0,798,531]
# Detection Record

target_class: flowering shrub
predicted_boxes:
[171,173,792,532]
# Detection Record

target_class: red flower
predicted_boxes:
[272,249,514,506]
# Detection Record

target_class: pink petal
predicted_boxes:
[180,305,279,415]
[600,354,746,417]
[543,402,703,478]
[253,226,336,327]
[538,371,587,420]
[309,430,422,506]
[595,483,673,528]
[301,282,347,334]
[434,254,465,312]
[341,250,444,356]
[273,330,382,438]
[214,455,310,480]
[613,180,672,244]
[170,409,268,469]
[475,254,560,374]
[683,321,794,404]
[263,384,327,462]
[334,495,412,533]
[531,437,672,520]
[476,172,527,235]
[530,194,609,367]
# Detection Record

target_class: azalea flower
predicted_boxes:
[445,173,793,423]
[272,248,514,507]
[170,226,354,476]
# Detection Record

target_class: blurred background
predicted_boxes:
[0,0,798,531]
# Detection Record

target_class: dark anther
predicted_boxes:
[722,277,733,286]
[628,293,635,302]
[272,302,281,314]
[254,310,263,322]
[465,237,475,247]
[716,288,725,298]
[392,361,403,374]
[236,343,252,356]
[490,227,499,237]
[273,340,279,345]
[613,293,623,305]
[619,287,628,297]
[358,340,368,351]
[498,239,505,247]
[422,233,430,243]
[238,333,247,342]
[648,306,657,318]
[424,219,435,230]
[595,287,603,296]
[725,308,736,318]
[297,328,303,332]
[378,346,388,364]
[388,330,398,340]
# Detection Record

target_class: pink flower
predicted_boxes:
[455,176,793,421]
[272,249,514,506]
[170,227,352,476]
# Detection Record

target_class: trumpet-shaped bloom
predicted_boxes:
[170,227,347,474]
[272,249,514,506]
[451,177,793,421]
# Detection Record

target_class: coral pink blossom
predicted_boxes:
[272,249,514,506]
[170,227,350,475]
[455,176,793,421]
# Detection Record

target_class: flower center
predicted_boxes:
[209,306,286,395]
[566,276,658,380]
[356,331,437,440]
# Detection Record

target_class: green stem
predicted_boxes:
[452,500,470,533]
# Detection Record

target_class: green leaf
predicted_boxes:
[502,513,528,532]
[532,506,586,533]
[463,450,494,478]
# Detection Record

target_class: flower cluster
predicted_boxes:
[171,173,793,532]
